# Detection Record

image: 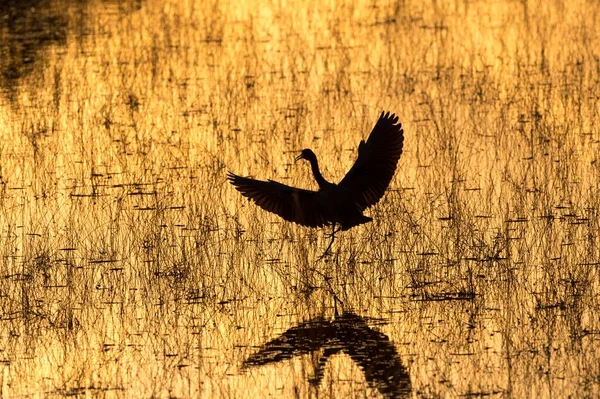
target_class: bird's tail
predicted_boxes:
[341,215,372,231]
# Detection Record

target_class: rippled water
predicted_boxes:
[1,0,600,397]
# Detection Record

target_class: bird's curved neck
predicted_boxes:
[308,157,328,188]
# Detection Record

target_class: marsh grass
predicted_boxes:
[1,0,600,397]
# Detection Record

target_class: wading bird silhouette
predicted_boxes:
[228,111,404,255]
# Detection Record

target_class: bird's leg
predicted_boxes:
[317,223,338,261]
[332,292,344,317]
[328,222,338,237]
[312,264,344,316]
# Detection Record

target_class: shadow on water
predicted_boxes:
[0,1,68,100]
[0,0,141,102]
[243,312,411,398]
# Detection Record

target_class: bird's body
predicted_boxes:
[228,111,404,232]
[316,180,372,231]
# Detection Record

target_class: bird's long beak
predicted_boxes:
[294,153,304,163]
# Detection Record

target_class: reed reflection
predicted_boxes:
[244,312,411,398]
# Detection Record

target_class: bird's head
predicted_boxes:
[295,148,316,163]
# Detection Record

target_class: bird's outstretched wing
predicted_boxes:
[242,317,336,368]
[335,312,411,397]
[227,172,330,227]
[338,111,404,210]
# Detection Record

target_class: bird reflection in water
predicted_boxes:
[243,312,411,398]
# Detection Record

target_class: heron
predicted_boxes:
[227,111,404,253]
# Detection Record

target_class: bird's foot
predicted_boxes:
[317,224,338,261]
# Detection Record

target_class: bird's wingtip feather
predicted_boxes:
[226,171,239,183]
[379,110,400,123]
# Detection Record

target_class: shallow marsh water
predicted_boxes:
[1,0,600,397]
